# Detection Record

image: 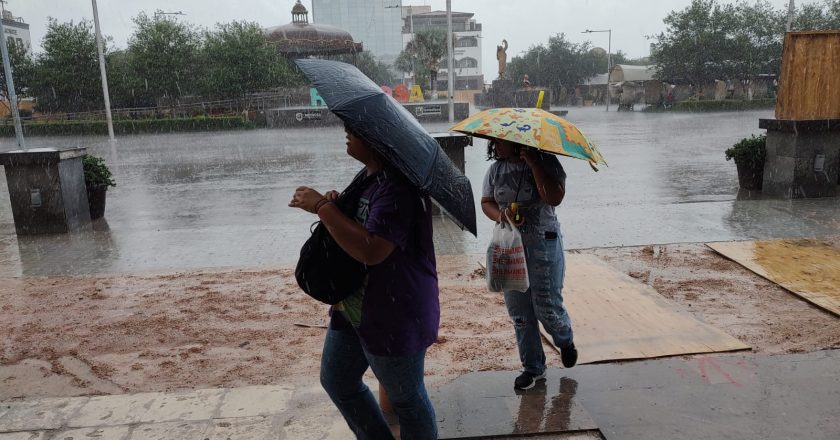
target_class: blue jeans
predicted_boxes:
[504,230,573,375]
[320,327,438,440]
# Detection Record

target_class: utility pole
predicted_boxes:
[92,0,114,140]
[0,0,24,149]
[786,0,795,32]
[446,0,454,123]
[583,29,611,112]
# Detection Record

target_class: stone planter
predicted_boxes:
[735,160,764,191]
[0,147,91,234]
[583,100,594,107]
[86,184,108,220]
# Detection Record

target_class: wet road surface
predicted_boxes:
[2,108,839,276]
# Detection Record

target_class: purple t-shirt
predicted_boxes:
[330,170,440,357]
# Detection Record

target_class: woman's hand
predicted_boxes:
[520,147,538,168]
[324,190,340,202]
[289,186,326,214]
[498,207,514,224]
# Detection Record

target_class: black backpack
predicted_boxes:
[295,169,381,304]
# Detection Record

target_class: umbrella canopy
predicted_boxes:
[295,59,476,235]
[451,108,607,169]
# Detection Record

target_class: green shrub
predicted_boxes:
[82,154,116,187]
[0,116,256,137]
[725,134,766,167]
[644,98,776,112]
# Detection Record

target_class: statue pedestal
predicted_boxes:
[490,79,515,108]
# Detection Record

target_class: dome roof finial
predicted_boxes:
[292,1,308,24]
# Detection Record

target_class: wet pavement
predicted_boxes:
[2,350,838,439]
[2,108,840,276]
[435,349,840,439]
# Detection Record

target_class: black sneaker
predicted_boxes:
[561,343,578,368]
[514,371,546,390]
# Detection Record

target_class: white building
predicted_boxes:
[311,0,403,65]
[1,8,30,55]
[402,9,483,91]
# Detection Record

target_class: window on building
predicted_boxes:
[455,37,477,48]
[458,57,478,68]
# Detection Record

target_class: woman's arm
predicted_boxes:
[289,186,395,266]
[481,197,511,224]
[521,150,565,206]
[317,203,395,265]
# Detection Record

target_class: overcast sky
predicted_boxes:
[14,0,796,71]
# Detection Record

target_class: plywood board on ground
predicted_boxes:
[541,254,749,364]
[707,239,840,317]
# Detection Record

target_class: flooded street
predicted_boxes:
[2,107,839,276]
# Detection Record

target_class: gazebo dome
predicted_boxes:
[291,0,308,22]
[265,1,363,56]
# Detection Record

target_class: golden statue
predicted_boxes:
[497,39,508,79]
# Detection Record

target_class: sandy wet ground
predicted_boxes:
[2,244,840,400]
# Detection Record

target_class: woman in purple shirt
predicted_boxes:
[289,125,440,440]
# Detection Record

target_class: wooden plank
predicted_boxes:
[707,239,840,317]
[776,31,840,120]
[540,254,749,364]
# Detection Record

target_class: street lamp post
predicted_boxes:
[92,0,114,141]
[583,29,611,112]
[446,0,454,123]
[154,11,185,19]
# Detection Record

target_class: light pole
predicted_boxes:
[583,29,611,112]
[0,0,24,148]
[786,0,795,32]
[91,0,114,141]
[154,11,185,19]
[446,0,454,123]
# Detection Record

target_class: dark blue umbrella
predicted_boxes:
[295,59,476,235]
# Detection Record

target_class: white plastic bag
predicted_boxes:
[486,214,529,292]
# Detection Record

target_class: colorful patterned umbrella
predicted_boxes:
[451,108,607,170]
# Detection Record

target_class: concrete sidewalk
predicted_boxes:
[3,350,839,440]
[0,384,353,440]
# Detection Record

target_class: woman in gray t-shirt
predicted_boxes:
[481,138,578,390]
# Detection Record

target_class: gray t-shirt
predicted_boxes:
[482,153,566,235]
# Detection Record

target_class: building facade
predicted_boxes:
[402,9,483,91]
[311,0,403,65]
[1,9,31,55]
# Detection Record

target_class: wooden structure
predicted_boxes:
[541,254,749,364]
[708,239,840,317]
[775,31,840,120]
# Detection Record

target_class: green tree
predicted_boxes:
[396,29,447,94]
[107,49,156,109]
[128,12,201,104]
[333,51,395,86]
[508,34,600,94]
[30,19,102,113]
[0,39,34,113]
[650,0,838,87]
[793,0,840,29]
[650,0,742,85]
[199,21,295,100]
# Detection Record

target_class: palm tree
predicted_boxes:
[396,29,447,97]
